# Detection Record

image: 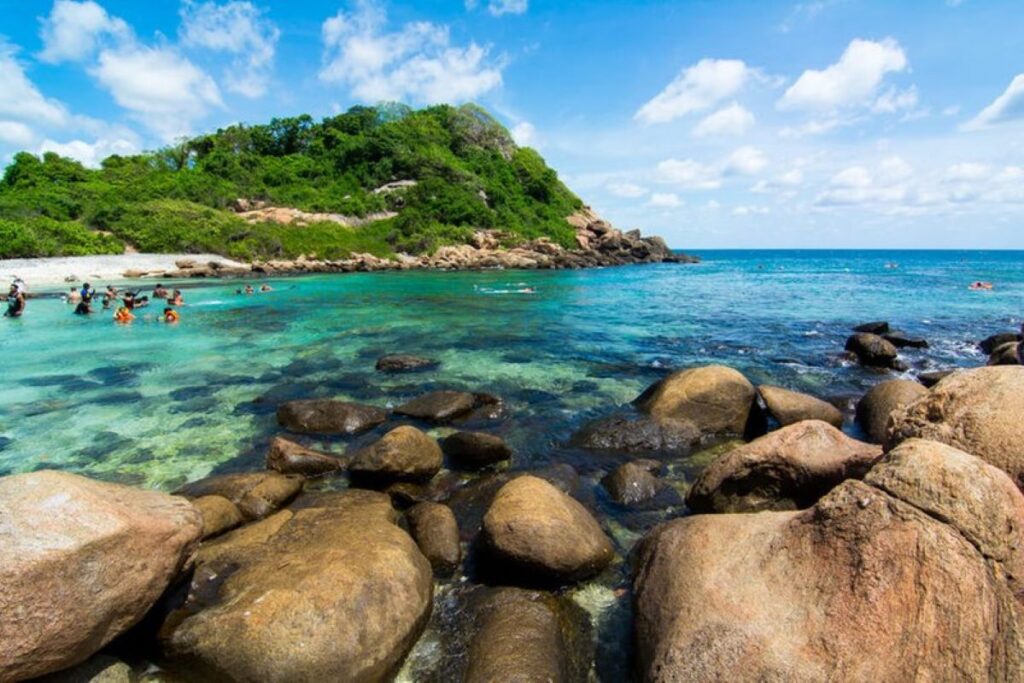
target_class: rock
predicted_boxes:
[844,333,900,368]
[375,354,439,373]
[441,431,513,469]
[758,384,843,429]
[36,654,133,683]
[882,331,929,349]
[406,502,461,576]
[394,390,494,423]
[481,475,614,585]
[569,414,701,453]
[174,259,196,269]
[161,490,433,683]
[686,420,882,513]
[989,341,1021,365]
[601,461,681,508]
[384,472,461,509]
[855,379,929,443]
[633,444,1024,681]
[175,472,303,521]
[887,366,1024,489]
[980,331,1022,355]
[0,471,202,682]
[852,321,890,334]
[276,399,387,435]
[266,436,344,477]
[192,495,244,540]
[349,425,443,482]
[633,365,758,437]
[917,369,955,388]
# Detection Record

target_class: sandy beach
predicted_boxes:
[0,254,247,291]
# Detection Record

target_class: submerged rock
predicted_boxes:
[266,436,344,477]
[569,414,700,453]
[441,431,513,469]
[394,390,498,423]
[176,472,304,521]
[686,420,881,513]
[855,379,929,444]
[161,490,433,683]
[406,502,461,577]
[633,365,758,437]
[634,440,1024,681]
[349,425,443,483]
[276,399,387,435]
[481,475,614,585]
[192,495,244,540]
[758,384,843,429]
[0,471,201,682]
[375,354,439,373]
[844,333,902,369]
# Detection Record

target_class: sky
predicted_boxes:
[0,0,1023,249]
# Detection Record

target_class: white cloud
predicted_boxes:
[510,121,536,146]
[0,43,69,126]
[38,0,130,64]
[830,165,873,188]
[179,0,280,98]
[320,0,503,104]
[692,102,755,137]
[871,85,918,114]
[963,74,1024,130]
[732,205,770,215]
[91,45,223,140]
[778,38,907,112]
[607,181,648,198]
[879,156,913,182]
[944,162,990,181]
[39,134,140,167]
[487,0,528,16]
[752,168,804,193]
[724,145,768,175]
[648,192,681,208]
[0,120,34,146]
[655,158,722,189]
[635,58,754,124]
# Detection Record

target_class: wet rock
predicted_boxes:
[844,333,901,368]
[917,369,955,388]
[349,425,443,483]
[686,420,881,514]
[384,471,462,508]
[882,331,929,349]
[569,414,701,453]
[481,475,614,585]
[855,379,929,444]
[852,321,890,334]
[634,442,1024,681]
[160,490,433,682]
[601,461,682,509]
[266,436,344,477]
[395,390,498,423]
[887,366,1024,489]
[192,495,244,540]
[375,354,439,373]
[980,331,1022,355]
[633,365,758,438]
[36,654,133,683]
[989,341,1021,365]
[276,399,387,435]
[441,431,513,469]
[0,471,201,682]
[175,472,304,521]
[758,384,843,429]
[406,502,461,577]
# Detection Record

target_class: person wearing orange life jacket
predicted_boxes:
[163,307,180,323]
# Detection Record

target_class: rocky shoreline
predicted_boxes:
[3,326,1023,681]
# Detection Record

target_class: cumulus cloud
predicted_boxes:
[37,0,130,64]
[778,38,907,112]
[963,74,1024,130]
[486,0,528,16]
[0,42,69,126]
[944,161,990,181]
[692,102,755,137]
[320,0,503,104]
[732,204,770,216]
[607,181,648,198]
[752,168,804,193]
[0,120,35,146]
[648,192,681,208]
[179,0,280,98]
[510,121,536,146]
[635,58,754,124]
[39,132,140,167]
[655,158,722,189]
[724,146,768,175]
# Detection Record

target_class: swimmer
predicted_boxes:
[113,306,134,324]
[163,307,180,323]
[259,284,272,292]
[244,284,255,295]
[4,283,25,318]
[66,287,81,304]
[153,283,169,299]
[169,289,184,306]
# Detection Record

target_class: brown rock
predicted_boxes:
[989,341,1021,365]
[406,502,461,577]
[686,420,882,513]
[441,431,512,469]
[394,390,482,423]
[845,333,900,368]
[192,495,244,540]
[600,461,681,509]
[375,354,438,373]
[0,471,202,682]
[266,436,344,477]
[36,654,133,683]
[276,399,387,435]
[758,384,843,429]
[349,425,443,482]
[855,379,929,443]
[175,472,303,521]
[569,414,701,453]
[633,365,757,437]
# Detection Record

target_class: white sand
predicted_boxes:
[0,254,247,291]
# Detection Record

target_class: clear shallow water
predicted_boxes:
[1,249,1022,490]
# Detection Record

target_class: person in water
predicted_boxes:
[169,289,184,306]
[113,306,134,323]
[244,284,255,295]
[260,284,272,292]
[153,284,169,299]
[66,287,81,304]
[5,283,25,318]
[122,291,136,310]
[74,285,95,315]
[163,307,180,323]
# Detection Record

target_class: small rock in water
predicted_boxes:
[441,431,513,470]
[395,390,499,424]
[375,354,439,373]
[570,414,701,453]
[265,436,345,477]
[883,331,929,349]
[844,333,902,369]
[601,461,680,507]
[979,331,1022,355]
[406,502,461,577]
[276,399,387,435]
[988,341,1021,366]
[852,321,890,334]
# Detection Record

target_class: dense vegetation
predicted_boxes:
[0,104,583,260]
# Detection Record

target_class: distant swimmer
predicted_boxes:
[113,306,134,324]
[163,307,180,323]
[968,281,994,291]
[4,283,26,318]
[169,289,184,306]
[153,283,169,299]
[244,284,255,295]
[260,284,273,292]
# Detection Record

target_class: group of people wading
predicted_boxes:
[5,279,182,323]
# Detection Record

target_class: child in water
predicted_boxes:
[113,306,134,324]
[163,307,180,323]
[169,289,184,306]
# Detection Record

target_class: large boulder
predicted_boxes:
[634,440,1024,682]
[887,366,1024,489]
[0,471,202,682]
[481,475,614,585]
[758,385,842,429]
[569,414,700,453]
[855,379,928,443]
[266,436,344,477]
[441,431,513,470]
[349,425,443,483]
[276,399,387,435]
[175,472,303,521]
[686,420,881,513]
[406,502,461,577]
[633,366,758,437]
[844,333,901,369]
[161,490,433,683]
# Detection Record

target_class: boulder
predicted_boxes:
[395,390,496,423]
[686,420,881,513]
[36,654,133,683]
[601,461,682,508]
[0,471,202,682]
[375,354,439,373]
[917,369,955,388]
[852,321,890,334]
[266,436,344,477]
[349,425,443,482]
[980,331,1022,355]
[758,384,843,429]
[481,475,614,585]
[160,490,433,683]
[441,431,513,469]
[276,399,387,435]
[175,472,303,521]
[989,341,1021,365]
[882,331,929,349]
[634,442,1024,681]
[406,502,461,577]
[633,365,758,437]
[887,366,1024,489]
[192,495,244,540]
[844,333,900,368]
[569,414,700,453]
[855,379,929,443]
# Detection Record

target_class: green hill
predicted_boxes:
[0,103,585,261]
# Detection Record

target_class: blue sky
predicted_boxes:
[1,0,1022,248]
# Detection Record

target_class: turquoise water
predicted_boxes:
[1,250,1022,489]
